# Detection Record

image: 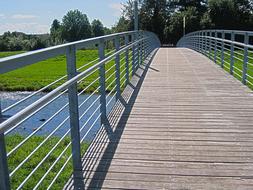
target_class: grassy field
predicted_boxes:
[6,134,89,190]
[0,50,133,92]
[202,48,253,89]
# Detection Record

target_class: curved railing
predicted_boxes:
[177,30,253,87]
[0,31,160,190]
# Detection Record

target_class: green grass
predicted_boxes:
[203,48,253,89]
[0,49,134,92]
[6,134,89,190]
[0,51,26,58]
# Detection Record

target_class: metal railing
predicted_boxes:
[0,30,160,189]
[177,30,253,87]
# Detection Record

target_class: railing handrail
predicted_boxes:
[177,29,253,89]
[0,29,160,190]
[0,30,140,74]
[182,34,253,49]
[0,35,150,134]
[182,29,253,38]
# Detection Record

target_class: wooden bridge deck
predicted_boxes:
[65,48,253,190]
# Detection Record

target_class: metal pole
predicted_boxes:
[221,31,225,68]
[230,32,235,75]
[214,31,217,64]
[0,106,10,190]
[208,31,211,59]
[125,35,129,84]
[98,39,107,123]
[242,32,249,85]
[183,16,186,36]
[115,36,121,100]
[134,0,138,31]
[134,1,139,69]
[0,135,10,190]
[132,33,135,76]
[140,31,143,64]
[66,45,83,189]
[204,31,207,55]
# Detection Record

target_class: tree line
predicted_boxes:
[114,0,253,44]
[1,0,253,51]
[0,10,111,51]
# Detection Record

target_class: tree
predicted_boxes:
[112,16,131,33]
[121,0,168,42]
[165,7,200,44]
[169,0,207,13]
[61,10,92,42]
[91,19,105,37]
[140,0,168,42]
[103,27,112,35]
[50,19,62,45]
[208,0,253,30]
[200,12,214,29]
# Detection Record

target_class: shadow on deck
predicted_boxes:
[64,49,158,190]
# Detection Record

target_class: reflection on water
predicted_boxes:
[0,91,116,141]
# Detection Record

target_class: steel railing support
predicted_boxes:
[125,35,130,84]
[214,31,217,64]
[208,31,212,59]
[204,31,207,55]
[66,45,83,189]
[140,32,143,64]
[242,32,249,85]
[115,36,121,100]
[98,39,107,123]
[221,31,225,68]
[198,32,201,52]
[230,32,235,75]
[0,110,10,190]
[132,33,136,76]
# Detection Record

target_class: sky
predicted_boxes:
[0,0,127,34]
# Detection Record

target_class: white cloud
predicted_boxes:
[0,23,49,34]
[11,14,38,19]
[0,14,5,18]
[109,3,123,17]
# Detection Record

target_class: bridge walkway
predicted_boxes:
[65,48,253,190]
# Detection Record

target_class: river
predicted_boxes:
[0,91,116,141]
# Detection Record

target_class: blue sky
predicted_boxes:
[0,0,127,34]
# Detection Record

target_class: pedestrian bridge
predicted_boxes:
[1,30,253,190]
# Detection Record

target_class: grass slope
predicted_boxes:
[6,135,89,190]
[0,50,132,92]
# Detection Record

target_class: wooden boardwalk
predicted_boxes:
[65,48,253,190]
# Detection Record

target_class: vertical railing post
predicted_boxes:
[98,39,107,124]
[143,35,147,59]
[0,102,10,190]
[125,35,129,84]
[66,45,83,189]
[208,31,211,59]
[200,31,203,53]
[230,32,235,75]
[221,31,225,68]
[134,1,139,69]
[136,33,140,68]
[132,33,135,76]
[198,32,201,52]
[242,32,249,85]
[214,31,217,64]
[0,133,10,190]
[115,36,121,100]
[140,31,143,64]
[204,31,207,55]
